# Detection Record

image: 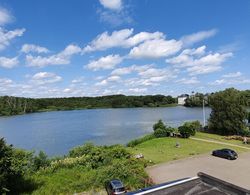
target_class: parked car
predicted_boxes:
[212,149,238,160]
[105,179,126,195]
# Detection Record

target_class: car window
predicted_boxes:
[115,187,125,192]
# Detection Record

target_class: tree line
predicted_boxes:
[0,95,177,116]
[184,89,250,107]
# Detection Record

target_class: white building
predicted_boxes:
[177,94,189,105]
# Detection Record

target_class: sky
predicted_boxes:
[0,0,250,98]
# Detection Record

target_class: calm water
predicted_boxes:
[0,106,211,156]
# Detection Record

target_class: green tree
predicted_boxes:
[153,120,166,131]
[208,88,247,135]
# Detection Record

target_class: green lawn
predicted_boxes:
[129,134,249,164]
[194,132,250,148]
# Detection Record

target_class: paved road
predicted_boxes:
[146,152,250,189]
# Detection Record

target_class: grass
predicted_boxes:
[128,134,249,164]
[194,132,250,148]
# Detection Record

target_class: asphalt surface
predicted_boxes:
[146,152,250,190]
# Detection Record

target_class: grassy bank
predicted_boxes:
[128,133,249,164]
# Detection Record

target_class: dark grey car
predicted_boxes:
[105,179,126,195]
[212,149,238,160]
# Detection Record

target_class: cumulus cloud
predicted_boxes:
[26,44,81,67]
[83,29,164,52]
[99,0,122,11]
[181,29,217,46]
[97,0,133,26]
[175,77,200,84]
[129,39,182,59]
[129,88,147,93]
[0,77,13,85]
[0,7,13,26]
[21,44,49,53]
[222,71,242,78]
[0,27,25,50]
[31,72,62,85]
[166,45,232,75]
[0,56,19,68]
[95,75,121,86]
[85,54,123,71]
[210,78,250,86]
[111,64,152,75]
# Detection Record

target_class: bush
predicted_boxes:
[154,127,175,138]
[239,127,250,137]
[182,121,201,136]
[153,120,166,131]
[178,122,196,138]
[127,134,155,147]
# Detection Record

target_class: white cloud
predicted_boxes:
[187,65,222,75]
[95,75,121,86]
[124,67,178,87]
[210,78,250,86]
[99,0,122,11]
[83,29,164,52]
[129,88,147,93]
[0,7,13,26]
[21,44,49,53]
[0,27,25,50]
[181,29,217,46]
[167,45,232,75]
[176,77,200,84]
[111,64,152,75]
[129,39,182,59]
[26,44,81,67]
[0,77,13,85]
[222,71,242,78]
[85,54,123,71]
[0,56,19,68]
[71,77,84,84]
[31,72,62,85]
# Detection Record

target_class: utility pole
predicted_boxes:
[203,99,206,127]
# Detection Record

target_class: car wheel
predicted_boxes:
[227,156,231,160]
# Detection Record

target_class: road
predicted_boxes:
[146,152,250,189]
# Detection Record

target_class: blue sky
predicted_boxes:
[0,0,249,97]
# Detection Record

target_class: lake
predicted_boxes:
[0,106,211,156]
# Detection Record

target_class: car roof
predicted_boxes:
[110,179,124,189]
[221,148,235,152]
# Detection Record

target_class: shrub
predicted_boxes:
[182,121,200,136]
[153,120,166,131]
[154,127,175,138]
[239,127,250,137]
[127,134,155,147]
[178,124,195,138]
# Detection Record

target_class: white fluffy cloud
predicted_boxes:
[0,7,13,26]
[83,29,164,52]
[222,71,242,78]
[181,29,217,46]
[176,77,200,84]
[26,44,81,67]
[95,75,121,86]
[31,72,62,85]
[0,56,19,68]
[166,45,232,75]
[21,44,49,53]
[85,54,123,71]
[129,39,182,59]
[0,27,25,50]
[99,0,122,10]
[111,64,152,75]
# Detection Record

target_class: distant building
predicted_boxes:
[178,94,189,105]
